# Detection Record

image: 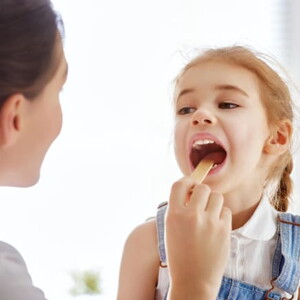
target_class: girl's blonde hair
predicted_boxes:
[175,46,294,212]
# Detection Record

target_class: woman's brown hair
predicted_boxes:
[0,0,63,108]
[175,46,294,211]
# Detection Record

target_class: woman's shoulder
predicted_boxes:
[0,240,26,265]
[0,241,46,299]
[0,240,30,281]
[0,240,29,282]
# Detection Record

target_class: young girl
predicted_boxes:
[117,46,299,300]
[0,0,67,298]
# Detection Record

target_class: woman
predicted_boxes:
[0,0,67,298]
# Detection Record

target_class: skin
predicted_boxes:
[117,61,292,300]
[0,37,68,187]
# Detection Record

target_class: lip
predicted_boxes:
[188,132,227,175]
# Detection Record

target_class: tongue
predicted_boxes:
[203,151,226,165]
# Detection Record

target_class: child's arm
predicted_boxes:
[117,219,159,300]
[165,178,232,300]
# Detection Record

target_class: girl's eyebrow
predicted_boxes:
[177,88,195,101]
[177,85,249,101]
[215,84,249,97]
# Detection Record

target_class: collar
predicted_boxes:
[233,195,278,241]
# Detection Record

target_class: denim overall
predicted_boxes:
[156,202,300,300]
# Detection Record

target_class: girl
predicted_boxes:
[117,46,299,300]
[0,0,67,298]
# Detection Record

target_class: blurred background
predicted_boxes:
[0,0,299,299]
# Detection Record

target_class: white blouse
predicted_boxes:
[225,196,278,289]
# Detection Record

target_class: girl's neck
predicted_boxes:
[223,187,264,230]
[231,201,260,230]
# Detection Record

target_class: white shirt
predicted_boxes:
[225,195,278,290]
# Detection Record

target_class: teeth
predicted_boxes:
[192,139,215,149]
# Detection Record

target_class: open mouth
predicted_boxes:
[190,139,227,170]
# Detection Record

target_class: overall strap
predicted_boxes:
[272,212,300,295]
[156,201,168,266]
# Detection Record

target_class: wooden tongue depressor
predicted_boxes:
[191,158,214,184]
[183,159,214,204]
[160,159,214,208]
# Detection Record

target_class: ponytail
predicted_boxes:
[271,155,293,212]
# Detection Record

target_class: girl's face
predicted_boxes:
[174,61,272,196]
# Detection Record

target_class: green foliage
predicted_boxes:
[70,270,102,296]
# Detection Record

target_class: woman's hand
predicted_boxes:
[165,177,232,300]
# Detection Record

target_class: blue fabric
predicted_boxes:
[272,213,300,295]
[156,202,168,265]
[155,203,300,300]
[217,277,280,300]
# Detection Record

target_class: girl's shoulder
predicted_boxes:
[278,211,300,217]
[272,212,300,296]
[123,218,159,262]
[278,211,300,227]
[117,219,160,299]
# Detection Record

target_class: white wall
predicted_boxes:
[286,0,300,208]
[0,0,298,299]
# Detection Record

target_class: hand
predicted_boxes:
[165,177,232,300]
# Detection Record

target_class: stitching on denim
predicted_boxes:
[156,204,167,264]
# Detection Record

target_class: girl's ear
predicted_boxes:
[0,94,25,148]
[263,120,293,155]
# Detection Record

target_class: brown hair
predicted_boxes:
[175,46,294,212]
[0,0,63,108]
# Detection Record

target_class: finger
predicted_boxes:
[188,184,211,211]
[169,177,197,209]
[205,192,224,218]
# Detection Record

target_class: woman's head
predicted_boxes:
[0,0,67,187]
[0,0,63,106]
[174,46,293,211]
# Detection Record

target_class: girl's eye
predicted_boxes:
[219,102,239,109]
[177,107,196,115]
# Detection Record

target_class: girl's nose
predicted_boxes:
[191,109,216,126]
